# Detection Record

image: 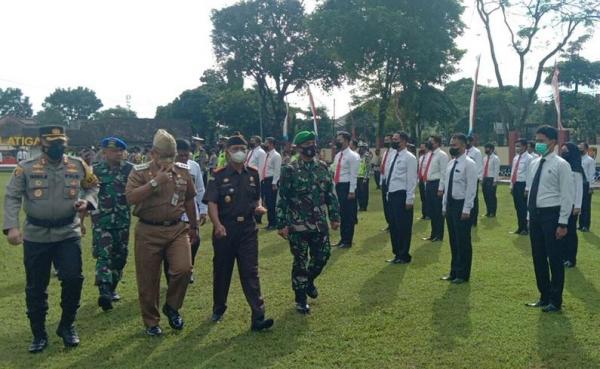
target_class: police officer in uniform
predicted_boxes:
[126,129,199,336]
[3,126,99,353]
[276,131,340,314]
[357,142,371,211]
[204,134,274,331]
[90,137,133,311]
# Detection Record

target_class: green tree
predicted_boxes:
[35,107,67,126]
[312,0,464,146]
[42,87,103,124]
[0,88,33,118]
[93,105,137,120]
[211,0,340,137]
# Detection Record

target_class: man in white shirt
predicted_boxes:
[423,135,448,242]
[527,141,540,159]
[525,125,574,313]
[510,139,533,235]
[164,139,208,283]
[417,144,428,220]
[247,136,267,224]
[578,141,596,232]
[384,132,417,264]
[379,135,395,231]
[260,137,282,230]
[442,133,478,284]
[333,131,360,248]
[481,143,500,217]
[16,147,30,162]
[466,136,483,227]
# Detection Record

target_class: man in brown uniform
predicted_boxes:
[126,129,198,336]
[203,133,274,331]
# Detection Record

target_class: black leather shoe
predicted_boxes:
[564,261,575,268]
[145,326,163,336]
[580,227,589,232]
[251,317,274,331]
[440,275,454,281]
[98,284,113,311]
[519,230,529,236]
[542,304,561,313]
[525,300,547,308]
[430,237,442,242]
[306,283,318,299]
[451,278,467,284]
[28,336,48,353]
[189,273,195,284]
[338,243,352,249]
[393,258,410,264]
[162,304,184,330]
[56,325,80,347]
[111,291,121,301]
[295,302,310,314]
[510,229,522,234]
[422,237,432,241]
[211,312,224,322]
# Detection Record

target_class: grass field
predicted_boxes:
[1,173,600,369]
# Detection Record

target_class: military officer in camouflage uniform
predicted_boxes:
[90,137,133,311]
[276,131,340,314]
[3,126,98,353]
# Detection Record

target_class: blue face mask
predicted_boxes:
[535,142,549,156]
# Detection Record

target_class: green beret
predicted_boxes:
[293,131,316,145]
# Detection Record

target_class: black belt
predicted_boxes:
[221,214,254,224]
[528,206,560,216]
[139,218,181,227]
[426,179,440,183]
[27,215,76,228]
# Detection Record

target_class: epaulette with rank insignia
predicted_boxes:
[134,162,151,171]
[213,167,226,174]
[247,165,258,172]
[174,162,190,170]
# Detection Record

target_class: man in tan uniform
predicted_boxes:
[126,129,198,336]
[3,126,98,353]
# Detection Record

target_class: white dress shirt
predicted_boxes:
[466,146,483,180]
[17,150,30,162]
[528,150,540,159]
[483,153,500,182]
[582,154,596,183]
[380,148,396,186]
[181,159,207,222]
[246,147,267,179]
[262,149,282,183]
[510,152,532,188]
[442,153,478,214]
[573,171,583,209]
[386,148,418,205]
[333,147,360,192]
[526,152,574,225]
[423,148,449,192]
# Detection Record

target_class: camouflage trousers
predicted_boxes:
[93,227,129,286]
[288,231,331,292]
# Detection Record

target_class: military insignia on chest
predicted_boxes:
[223,178,230,184]
[33,189,43,198]
[224,195,232,203]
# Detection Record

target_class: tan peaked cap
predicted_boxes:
[153,129,177,159]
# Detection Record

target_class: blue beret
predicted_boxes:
[101,137,127,150]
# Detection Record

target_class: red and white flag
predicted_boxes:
[552,63,564,130]
[306,84,319,136]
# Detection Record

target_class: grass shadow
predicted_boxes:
[357,263,407,312]
[410,241,443,269]
[565,268,600,312]
[431,284,472,351]
[581,231,600,248]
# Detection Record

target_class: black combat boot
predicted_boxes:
[251,315,274,331]
[110,280,121,301]
[295,290,310,314]
[28,319,48,353]
[306,280,319,299]
[98,283,113,311]
[56,324,80,347]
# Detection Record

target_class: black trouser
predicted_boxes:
[164,225,201,282]
[261,177,278,227]
[579,182,592,229]
[23,237,84,337]
[529,207,564,308]
[381,184,391,226]
[446,199,472,280]
[470,180,480,226]
[336,182,357,245]
[426,180,444,240]
[512,182,528,232]
[374,171,381,189]
[212,220,265,320]
[418,181,427,218]
[482,177,497,215]
[563,212,579,265]
[357,177,369,211]
[387,190,413,261]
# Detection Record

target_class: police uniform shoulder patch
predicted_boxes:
[174,162,190,170]
[134,162,151,171]
[213,166,226,174]
[71,157,99,189]
[13,165,23,177]
[247,165,258,172]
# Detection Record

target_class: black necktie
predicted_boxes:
[385,152,399,189]
[528,158,546,211]
[447,160,458,200]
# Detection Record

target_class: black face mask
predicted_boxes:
[391,142,400,150]
[426,142,434,150]
[384,142,390,149]
[301,145,317,158]
[485,150,491,155]
[561,151,569,160]
[248,142,256,149]
[335,141,343,150]
[466,143,472,149]
[449,147,460,157]
[580,149,586,155]
[44,142,65,161]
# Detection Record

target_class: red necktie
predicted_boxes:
[418,156,425,181]
[423,152,434,182]
[262,152,270,178]
[511,154,521,184]
[334,152,343,184]
[484,155,490,177]
[380,150,389,175]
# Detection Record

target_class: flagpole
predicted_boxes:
[469,55,481,137]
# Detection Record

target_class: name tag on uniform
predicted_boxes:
[171,193,179,206]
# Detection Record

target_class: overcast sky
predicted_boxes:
[1,0,598,120]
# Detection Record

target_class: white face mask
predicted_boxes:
[230,151,247,163]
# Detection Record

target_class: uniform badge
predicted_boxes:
[35,180,43,186]
[71,179,78,186]
[249,176,254,182]
[223,178,230,183]
[13,166,23,177]
[229,188,234,193]
[69,188,77,196]
[34,189,43,198]
[224,195,232,203]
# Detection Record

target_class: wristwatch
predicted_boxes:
[149,179,159,191]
